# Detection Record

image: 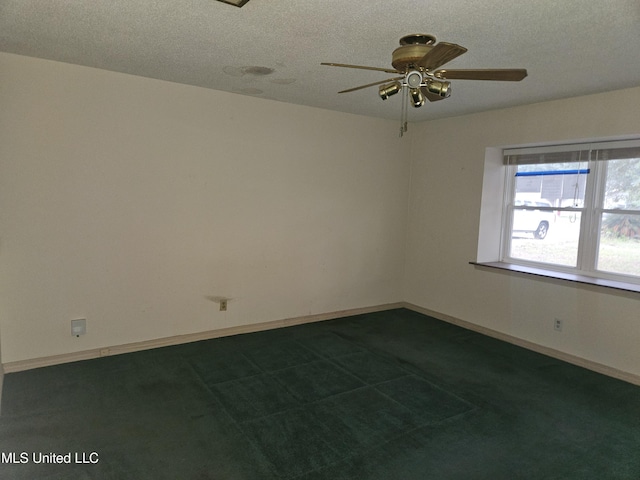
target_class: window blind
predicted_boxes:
[504,139,640,165]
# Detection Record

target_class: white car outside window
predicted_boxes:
[512,200,555,239]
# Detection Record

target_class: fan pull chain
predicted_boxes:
[399,85,408,137]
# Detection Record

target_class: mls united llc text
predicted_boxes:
[1,451,99,464]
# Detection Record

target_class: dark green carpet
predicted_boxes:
[1,308,639,479]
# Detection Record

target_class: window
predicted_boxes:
[501,139,640,284]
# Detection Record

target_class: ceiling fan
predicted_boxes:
[322,34,527,136]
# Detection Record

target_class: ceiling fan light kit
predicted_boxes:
[379,82,401,100]
[409,88,425,108]
[425,79,451,98]
[322,34,527,137]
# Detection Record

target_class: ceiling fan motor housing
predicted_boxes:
[392,44,432,71]
[392,34,436,71]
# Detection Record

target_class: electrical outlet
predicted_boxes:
[71,318,86,337]
[554,318,563,332]
[219,299,228,311]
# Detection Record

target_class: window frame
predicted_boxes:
[499,139,640,286]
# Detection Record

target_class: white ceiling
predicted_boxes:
[1,0,640,122]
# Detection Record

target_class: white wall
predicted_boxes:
[404,87,640,377]
[2,51,638,381]
[0,53,410,363]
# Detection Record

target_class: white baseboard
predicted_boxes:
[1,302,403,374]
[3,301,639,388]
[403,302,640,387]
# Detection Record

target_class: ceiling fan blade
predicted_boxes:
[338,76,404,94]
[434,69,528,81]
[321,62,401,74]
[420,87,446,102]
[417,42,467,70]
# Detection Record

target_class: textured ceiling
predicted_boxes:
[1,0,640,122]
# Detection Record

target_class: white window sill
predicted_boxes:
[470,261,640,294]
